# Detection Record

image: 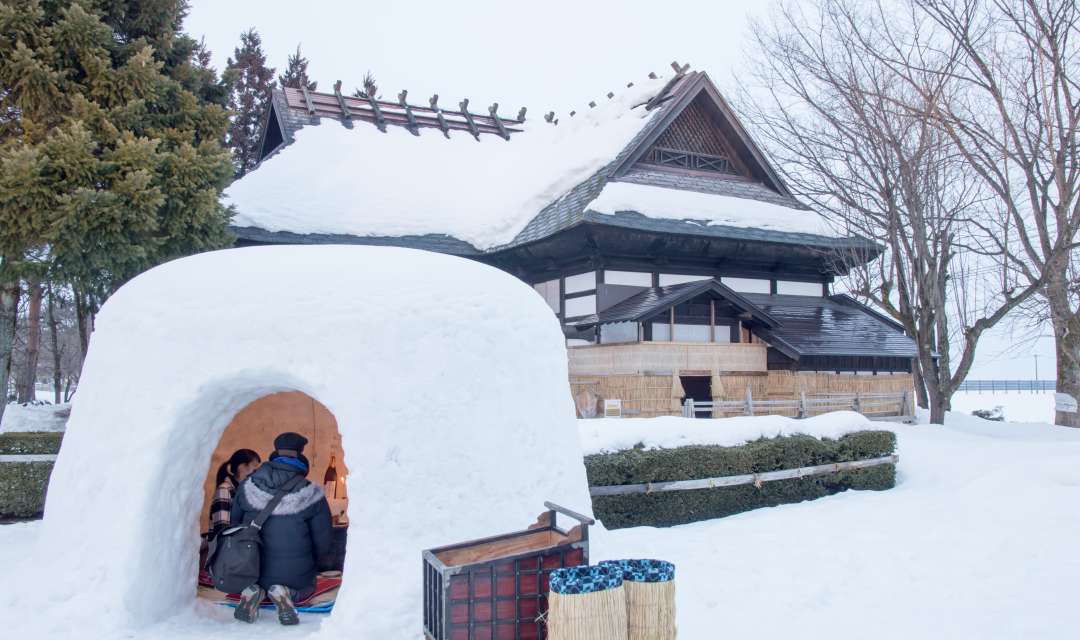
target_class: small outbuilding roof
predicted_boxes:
[742,294,918,359]
[570,279,781,327]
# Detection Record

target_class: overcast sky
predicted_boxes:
[185,0,1056,381]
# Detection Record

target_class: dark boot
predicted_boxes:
[233,584,265,623]
[268,584,299,626]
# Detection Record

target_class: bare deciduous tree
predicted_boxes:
[840,0,1080,426]
[744,0,1043,423]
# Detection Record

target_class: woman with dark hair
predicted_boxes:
[208,449,261,540]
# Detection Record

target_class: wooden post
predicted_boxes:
[853,392,862,414]
[669,307,675,342]
[710,299,716,343]
[745,386,754,416]
[798,391,807,419]
[900,389,912,417]
[683,398,694,418]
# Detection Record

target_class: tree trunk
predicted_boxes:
[46,285,62,405]
[912,361,929,410]
[926,382,948,425]
[0,279,20,424]
[17,279,43,403]
[1050,312,1080,428]
[73,287,92,366]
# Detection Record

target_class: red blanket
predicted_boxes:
[198,571,342,606]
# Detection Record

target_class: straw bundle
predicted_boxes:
[601,559,677,640]
[624,581,677,639]
[547,585,629,640]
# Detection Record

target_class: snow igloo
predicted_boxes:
[39,245,592,637]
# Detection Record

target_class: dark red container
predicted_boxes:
[422,502,593,640]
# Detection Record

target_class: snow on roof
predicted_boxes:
[226,76,671,250]
[585,181,841,237]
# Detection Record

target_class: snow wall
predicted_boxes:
[39,245,591,637]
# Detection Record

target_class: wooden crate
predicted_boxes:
[423,503,594,640]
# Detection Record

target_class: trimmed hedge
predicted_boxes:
[0,460,53,518]
[586,431,896,529]
[0,431,63,455]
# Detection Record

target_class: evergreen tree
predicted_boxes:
[278,44,316,91]
[353,71,378,99]
[0,0,234,417]
[224,28,275,177]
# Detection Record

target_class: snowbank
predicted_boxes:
[32,246,591,638]
[0,402,70,434]
[226,77,668,249]
[578,411,882,455]
[585,181,839,237]
[8,408,1080,638]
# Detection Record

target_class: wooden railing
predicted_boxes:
[682,389,914,422]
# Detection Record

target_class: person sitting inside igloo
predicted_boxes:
[230,432,333,625]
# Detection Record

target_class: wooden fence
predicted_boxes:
[682,388,914,422]
[589,454,900,497]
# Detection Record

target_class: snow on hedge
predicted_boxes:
[0,402,70,434]
[578,411,885,455]
[226,77,668,249]
[584,181,840,237]
[32,246,591,638]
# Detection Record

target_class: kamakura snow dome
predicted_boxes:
[39,245,592,637]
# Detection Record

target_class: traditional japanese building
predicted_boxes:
[226,63,917,418]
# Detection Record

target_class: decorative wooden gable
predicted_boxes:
[640,95,748,177]
[614,73,793,197]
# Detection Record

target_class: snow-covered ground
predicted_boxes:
[0,402,70,434]
[950,390,1055,424]
[3,409,1078,638]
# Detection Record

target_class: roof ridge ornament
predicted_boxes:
[488,103,511,140]
[300,86,316,114]
[429,94,451,138]
[459,98,480,140]
[332,80,352,120]
[362,84,387,132]
[398,90,420,135]
[646,61,692,111]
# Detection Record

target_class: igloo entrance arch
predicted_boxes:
[198,390,350,594]
[38,246,592,638]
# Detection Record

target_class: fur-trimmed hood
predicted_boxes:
[241,476,326,516]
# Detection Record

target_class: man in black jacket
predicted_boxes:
[230,432,332,625]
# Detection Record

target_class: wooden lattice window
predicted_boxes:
[649,147,737,174]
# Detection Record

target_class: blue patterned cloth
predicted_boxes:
[600,559,676,583]
[548,565,623,595]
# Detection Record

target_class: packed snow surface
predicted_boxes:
[25,245,591,639]
[5,410,1079,638]
[950,389,1055,424]
[226,76,669,249]
[0,402,70,433]
[585,181,840,237]
[578,411,881,455]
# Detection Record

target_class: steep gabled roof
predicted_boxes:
[571,279,782,327]
[228,64,874,259]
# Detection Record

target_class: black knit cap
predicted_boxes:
[273,432,308,457]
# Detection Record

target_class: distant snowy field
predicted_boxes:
[3,410,1079,638]
[950,390,1055,424]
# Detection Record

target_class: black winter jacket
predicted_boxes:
[230,459,333,591]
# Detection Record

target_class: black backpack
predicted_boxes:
[206,475,304,594]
